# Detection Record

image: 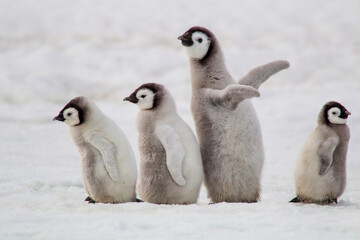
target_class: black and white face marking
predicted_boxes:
[53,107,80,126]
[53,97,86,126]
[179,30,211,60]
[323,101,351,125]
[327,107,350,124]
[134,88,155,110]
[62,107,80,126]
[124,83,164,111]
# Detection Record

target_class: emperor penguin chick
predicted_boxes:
[124,83,203,204]
[53,96,137,203]
[291,101,351,204]
[178,26,290,203]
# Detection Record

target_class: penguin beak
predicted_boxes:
[53,114,65,121]
[178,35,186,41]
[123,95,138,104]
[178,33,193,47]
[345,111,351,117]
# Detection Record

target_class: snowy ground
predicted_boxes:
[1,0,360,239]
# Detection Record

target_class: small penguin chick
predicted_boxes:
[124,83,204,204]
[178,26,290,203]
[292,101,351,204]
[53,96,137,204]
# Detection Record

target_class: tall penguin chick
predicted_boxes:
[291,101,351,204]
[178,26,290,203]
[124,83,203,204]
[53,96,137,203]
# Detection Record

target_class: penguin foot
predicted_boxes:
[85,196,96,204]
[323,198,338,205]
[135,198,144,203]
[289,197,301,203]
[290,197,338,205]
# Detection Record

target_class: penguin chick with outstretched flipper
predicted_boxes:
[291,101,351,204]
[54,96,137,203]
[178,26,289,203]
[124,83,203,204]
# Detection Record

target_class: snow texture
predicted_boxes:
[0,0,360,239]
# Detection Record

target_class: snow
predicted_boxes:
[1,0,360,239]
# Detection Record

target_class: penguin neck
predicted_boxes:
[140,98,177,120]
[71,103,105,134]
[189,42,234,90]
[329,123,350,142]
[137,101,177,133]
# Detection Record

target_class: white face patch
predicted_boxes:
[328,107,347,124]
[184,32,211,60]
[136,88,155,110]
[63,107,80,126]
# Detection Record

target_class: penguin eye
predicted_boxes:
[141,95,146,98]
[197,38,203,43]
[67,112,72,117]
[332,112,336,115]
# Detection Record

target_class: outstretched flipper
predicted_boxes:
[318,136,339,175]
[204,84,260,111]
[238,60,290,89]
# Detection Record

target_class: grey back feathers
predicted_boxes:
[125,83,203,204]
[179,26,289,203]
[54,96,137,203]
[294,101,350,204]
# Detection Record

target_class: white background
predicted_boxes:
[0,0,359,239]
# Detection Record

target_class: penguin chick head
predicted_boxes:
[319,101,351,125]
[178,26,213,60]
[124,83,165,110]
[53,96,87,126]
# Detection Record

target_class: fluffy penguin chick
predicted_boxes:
[53,96,137,203]
[179,26,290,203]
[292,101,351,204]
[124,83,204,204]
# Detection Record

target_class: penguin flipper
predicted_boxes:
[204,84,260,111]
[87,132,121,182]
[238,60,290,89]
[318,136,339,175]
[155,124,186,186]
